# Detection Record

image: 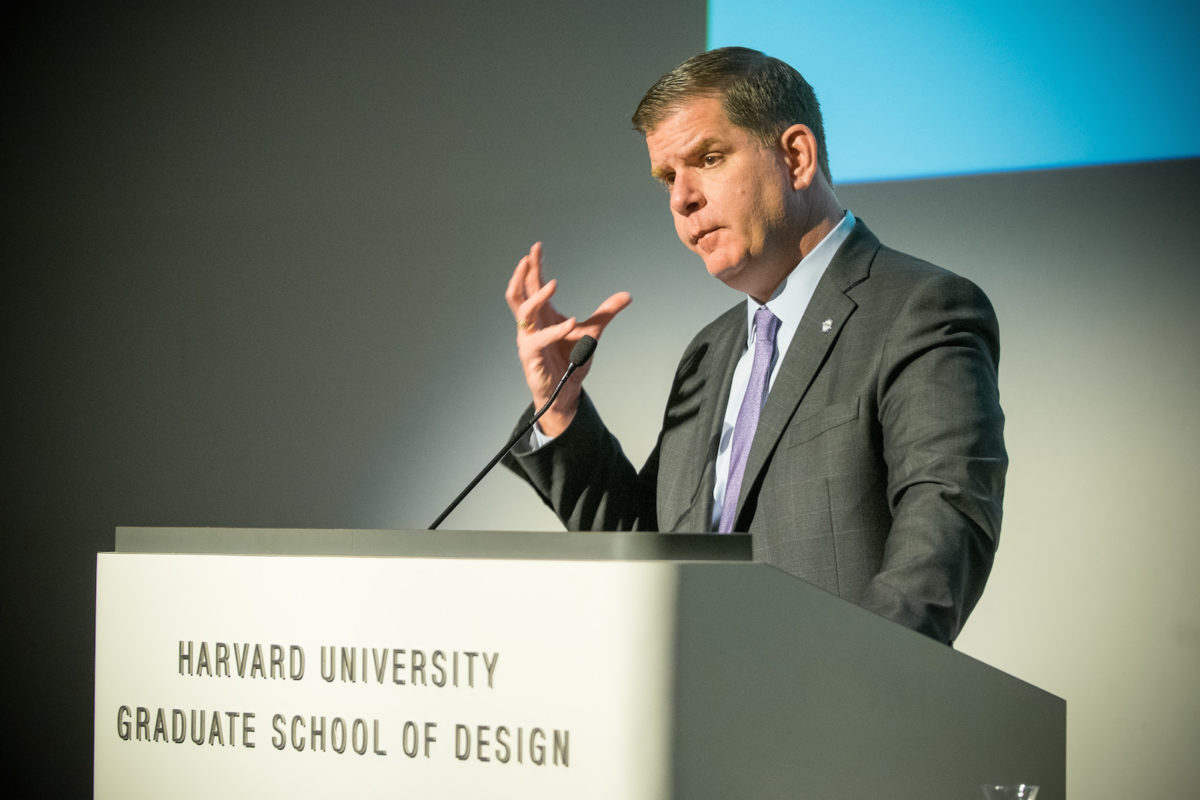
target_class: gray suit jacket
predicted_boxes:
[506,220,1006,644]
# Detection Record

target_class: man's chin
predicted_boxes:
[703,256,742,286]
[705,257,770,299]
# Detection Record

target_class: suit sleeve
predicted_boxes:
[502,392,659,531]
[857,270,1007,644]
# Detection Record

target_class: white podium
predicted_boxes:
[95,527,1064,799]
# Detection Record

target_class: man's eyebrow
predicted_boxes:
[691,137,723,153]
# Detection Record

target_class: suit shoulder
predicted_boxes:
[867,244,995,307]
[872,243,956,281]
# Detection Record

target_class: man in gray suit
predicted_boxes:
[503,48,1006,645]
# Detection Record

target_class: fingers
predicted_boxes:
[505,244,539,316]
[525,241,544,297]
[506,243,544,305]
[593,291,634,318]
[505,242,630,341]
[580,291,633,334]
[506,242,559,327]
[516,315,579,401]
[505,260,523,313]
[515,278,560,331]
[502,243,626,428]
[520,316,577,353]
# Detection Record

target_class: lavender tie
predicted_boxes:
[718,306,780,533]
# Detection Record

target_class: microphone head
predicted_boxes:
[569,335,598,367]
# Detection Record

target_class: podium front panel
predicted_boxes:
[95,552,678,799]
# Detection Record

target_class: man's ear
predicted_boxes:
[779,123,819,191]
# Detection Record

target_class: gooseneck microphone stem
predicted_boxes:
[428,335,597,530]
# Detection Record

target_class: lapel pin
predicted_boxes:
[821,318,833,333]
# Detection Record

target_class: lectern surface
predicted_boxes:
[114,526,752,562]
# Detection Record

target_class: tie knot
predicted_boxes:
[754,306,780,344]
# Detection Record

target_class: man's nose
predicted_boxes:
[669,174,705,215]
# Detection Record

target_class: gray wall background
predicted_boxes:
[2,2,1197,796]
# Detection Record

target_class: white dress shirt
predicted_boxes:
[709,210,855,529]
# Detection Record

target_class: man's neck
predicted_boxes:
[750,201,846,304]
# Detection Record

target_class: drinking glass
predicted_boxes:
[981,785,1039,799]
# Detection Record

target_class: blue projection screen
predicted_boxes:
[709,0,1200,183]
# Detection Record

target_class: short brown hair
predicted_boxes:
[633,47,831,183]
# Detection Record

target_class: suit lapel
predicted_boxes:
[657,305,744,532]
[733,221,880,527]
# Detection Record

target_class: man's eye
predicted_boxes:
[703,154,722,166]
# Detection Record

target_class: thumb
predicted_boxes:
[582,291,633,332]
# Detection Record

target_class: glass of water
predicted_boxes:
[981,785,1039,799]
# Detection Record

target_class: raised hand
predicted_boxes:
[504,242,632,436]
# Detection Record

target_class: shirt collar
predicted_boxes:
[744,209,856,346]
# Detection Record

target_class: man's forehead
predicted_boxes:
[646,95,730,136]
[647,99,734,143]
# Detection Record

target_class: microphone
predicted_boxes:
[428,335,597,530]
